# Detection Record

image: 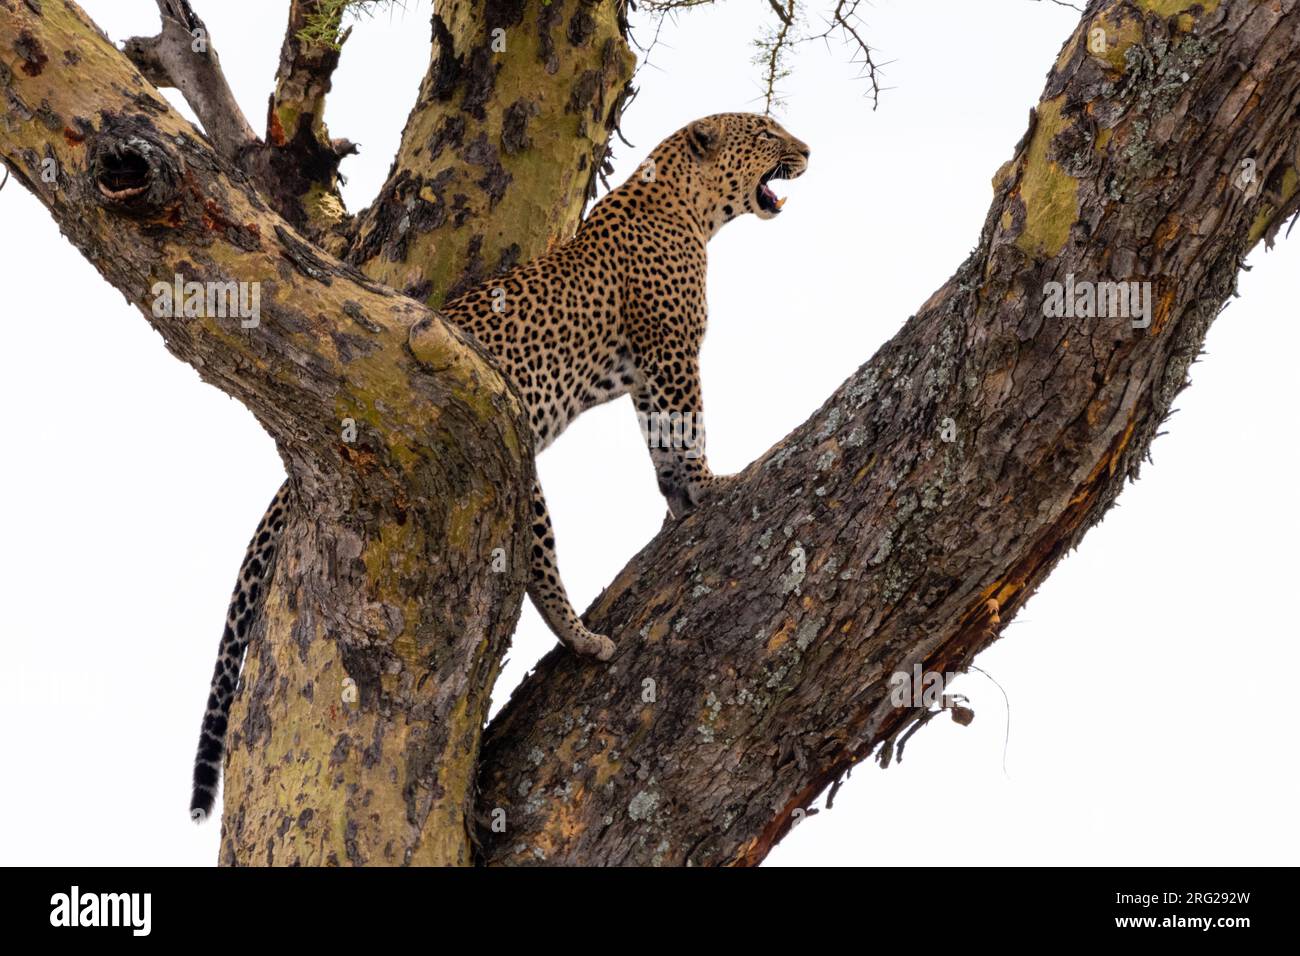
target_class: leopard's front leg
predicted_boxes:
[631,353,722,517]
[526,478,616,660]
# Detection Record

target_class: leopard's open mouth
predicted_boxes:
[756,159,804,214]
[756,166,787,214]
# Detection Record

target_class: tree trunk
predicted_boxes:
[1,0,535,866]
[3,0,1297,867]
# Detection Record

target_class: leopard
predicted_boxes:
[190,111,810,820]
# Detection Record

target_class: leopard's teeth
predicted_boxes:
[774,196,786,210]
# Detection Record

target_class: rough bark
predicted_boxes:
[475,0,1300,865]
[0,0,534,866]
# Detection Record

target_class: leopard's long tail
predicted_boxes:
[190,482,291,822]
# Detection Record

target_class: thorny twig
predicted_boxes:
[636,0,885,114]
[799,0,884,112]
[766,0,793,26]
[757,1,797,113]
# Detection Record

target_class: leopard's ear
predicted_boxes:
[686,117,723,160]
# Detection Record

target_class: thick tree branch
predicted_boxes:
[2,0,534,865]
[476,0,1300,866]
[343,0,637,304]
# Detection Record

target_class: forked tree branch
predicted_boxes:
[125,1,362,243]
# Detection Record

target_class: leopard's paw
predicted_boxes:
[663,473,731,518]
[698,472,735,502]
[571,628,616,662]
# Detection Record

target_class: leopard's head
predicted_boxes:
[680,112,810,221]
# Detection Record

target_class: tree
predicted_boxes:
[2,0,1296,866]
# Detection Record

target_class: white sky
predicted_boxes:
[0,0,1295,866]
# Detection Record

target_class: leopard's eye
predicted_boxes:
[756,130,779,142]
